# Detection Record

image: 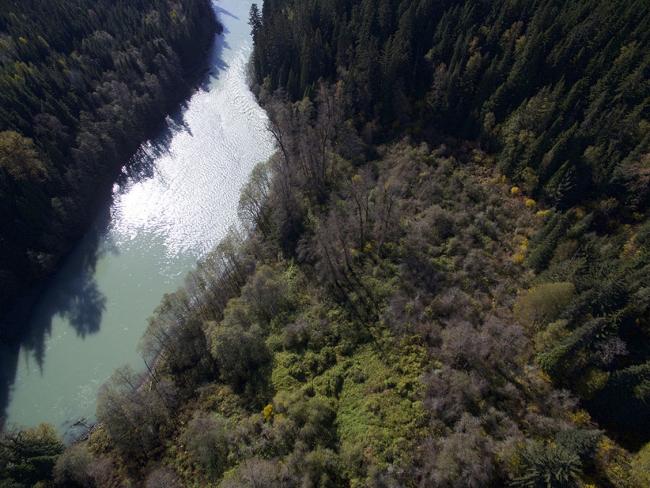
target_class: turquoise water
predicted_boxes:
[0,0,274,437]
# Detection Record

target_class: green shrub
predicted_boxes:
[533,319,569,353]
[0,424,64,487]
[512,442,582,488]
[299,447,344,487]
[239,264,293,327]
[555,429,601,463]
[211,322,271,394]
[514,282,575,329]
[630,442,650,486]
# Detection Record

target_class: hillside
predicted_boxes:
[1,0,649,486]
[250,0,650,449]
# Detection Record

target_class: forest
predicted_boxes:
[249,0,650,452]
[0,0,217,321]
[2,0,650,486]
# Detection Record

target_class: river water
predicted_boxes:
[0,0,274,437]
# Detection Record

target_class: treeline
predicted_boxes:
[0,0,217,318]
[250,0,650,448]
[251,0,649,211]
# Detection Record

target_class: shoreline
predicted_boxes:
[0,15,223,338]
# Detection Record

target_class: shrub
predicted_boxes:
[555,429,601,463]
[299,447,344,487]
[285,395,338,449]
[53,444,94,487]
[0,424,64,487]
[221,297,254,331]
[512,442,582,488]
[533,319,569,353]
[220,458,289,487]
[211,322,271,393]
[514,282,575,329]
[96,366,175,462]
[181,412,230,480]
[239,264,292,327]
[144,466,183,488]
[419,415,496,488]
[630,442,650,487]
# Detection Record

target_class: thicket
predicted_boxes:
[249,0,650,452]
[0,0,217,319]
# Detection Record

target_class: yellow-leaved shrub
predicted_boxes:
[514,282,575,329]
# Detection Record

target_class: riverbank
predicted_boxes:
[1,0,274,439]
[0,19,221,339]
[0,0,219,328]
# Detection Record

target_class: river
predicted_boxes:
[0,0,274,438]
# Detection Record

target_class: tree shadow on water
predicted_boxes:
[117,8,232,188]
[0,206,115,430]
[201,6,232,87]
[0,1,238,432]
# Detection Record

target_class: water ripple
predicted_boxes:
[3,0,274,435]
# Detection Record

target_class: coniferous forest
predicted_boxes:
[0,0,217,319]
[2,0,650,487]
